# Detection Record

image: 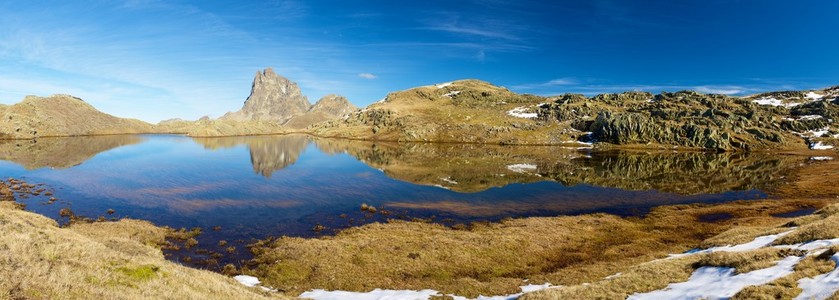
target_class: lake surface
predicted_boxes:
[0,134,801,269]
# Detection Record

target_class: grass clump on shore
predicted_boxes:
[0,201,288,300]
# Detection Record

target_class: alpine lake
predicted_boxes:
[0,134,811,271]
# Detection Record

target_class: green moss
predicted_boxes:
[117,264,160,282]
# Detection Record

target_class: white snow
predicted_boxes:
[811,141,835,150]
[443,90,462,98]
[234,275,261,287]
[299,284,553,300]
[628,256,801,300]
[753,97,795,107]
[435,82,453,89]
[804,127,831,138]
[784,238,839,252]
[806,92,825,100]
[440,177,458,185]
[433,184,451,190]
[377,97,388,104]
[810,156,835,161]
[507,107,538,119]
[669,230,794,259]
[799,115,824,120]
[300,289,440,300]
[795,254,839,300]
[507,163,537,173]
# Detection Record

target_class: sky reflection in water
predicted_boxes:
[0,134,795,266]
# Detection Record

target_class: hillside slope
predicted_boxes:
[0,200,288,299]
[0,94,154,139]
[311,80,839,151]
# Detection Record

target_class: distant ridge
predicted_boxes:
[0,94,153,139]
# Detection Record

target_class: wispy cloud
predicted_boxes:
[511,78,579,89]
[425,22,519,40]
[475,50,486,62]
[508,78,810,97]
[358,73,377,79]
[694,86,743,95]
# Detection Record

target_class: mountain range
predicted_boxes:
[1,68,837,152]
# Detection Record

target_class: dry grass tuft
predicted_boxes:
[696,248,806,274]
[774,207,839,245]
[246,199,829,297]
[731,249,837,300]
[0,204,290,300]
[519,256,699,300]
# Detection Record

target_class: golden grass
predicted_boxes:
[246,198,830,297]
[731,249,837,300]
[696,248,806,274]
[519,256,700,300]
[774,208,839,245]
[525,203,839,299]
[0,205,291,300]
[772,158,839,198]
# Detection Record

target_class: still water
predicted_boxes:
[0,134,797,268]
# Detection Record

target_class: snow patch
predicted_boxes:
[507,107,538,119]
[795,253,839,300]
[799,115,824,120]
[811,141,835,150]
[443,91,461,98]
[440,177,458,185]
[300,284,553,300]
[507,164,537,173]
[753,97,801,108]
[810,156,835,161]
[301,289,440,300]
[806,92,825,100]
[628,256,801,300]
[234,275,261,287]
[784,238,839,252]
[669,230,794,259]
[435,82,453,89]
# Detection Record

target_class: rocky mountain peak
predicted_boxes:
[222,68,311,123]
[310,94,358,118]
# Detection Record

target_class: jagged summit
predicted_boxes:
[219,68,357,129]
[221,68,312,123]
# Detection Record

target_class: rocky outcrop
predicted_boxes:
[312,80,839,151]
[221,68,312,123]
[284,94,358,129]
[0,94,154,139]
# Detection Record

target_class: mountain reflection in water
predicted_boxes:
[0,134,804,267]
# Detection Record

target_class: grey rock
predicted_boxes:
[222,68,311,123]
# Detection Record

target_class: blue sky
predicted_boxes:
[1,0,838,122]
